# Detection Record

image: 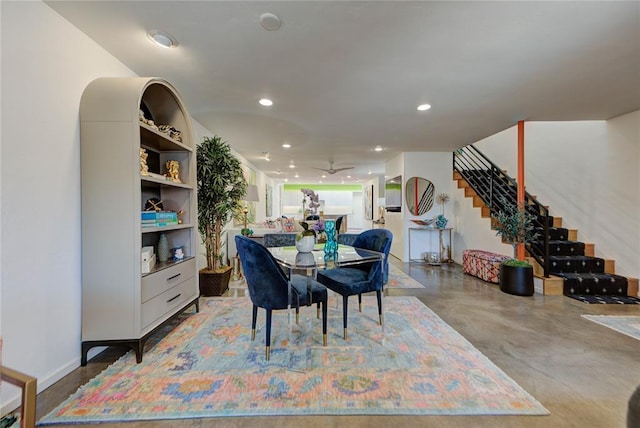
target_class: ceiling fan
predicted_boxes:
[312,161,355,175]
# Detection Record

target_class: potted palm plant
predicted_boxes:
[492,196,539,296]
[197,135,247,296]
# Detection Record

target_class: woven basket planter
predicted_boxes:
[199,266,232,296]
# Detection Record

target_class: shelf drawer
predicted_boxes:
[141,276,196,330]
[141,258,195,303]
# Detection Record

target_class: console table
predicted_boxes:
[408,227,453,265]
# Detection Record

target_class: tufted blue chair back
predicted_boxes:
[352,229,393,288]
[337,233,357,246]
[263,233,296,248]
[236,235,290,310]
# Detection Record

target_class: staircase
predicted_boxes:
[453,145,638,297]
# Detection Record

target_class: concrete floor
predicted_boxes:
[35,261,639,427]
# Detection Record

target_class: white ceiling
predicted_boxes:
[46,1,640,183]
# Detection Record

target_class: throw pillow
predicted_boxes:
[282,217,296,232]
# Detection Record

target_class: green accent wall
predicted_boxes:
[283,184,363,192]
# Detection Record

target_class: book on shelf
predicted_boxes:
[141,221,179,228]
[141,211,178,221]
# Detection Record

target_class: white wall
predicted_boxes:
[0,1,137,412]
[473,113,640,277]
[402,152,457,262]
[385,154,404,258]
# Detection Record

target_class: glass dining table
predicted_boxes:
[267,243,385,327]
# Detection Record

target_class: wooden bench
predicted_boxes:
[462,249,510,284]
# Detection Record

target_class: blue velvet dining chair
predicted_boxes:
[316,229,393,340]
[338,232,389,284]
[235,235,328,360]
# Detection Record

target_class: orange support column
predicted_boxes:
[517,120,525,261]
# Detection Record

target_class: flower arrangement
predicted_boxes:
[312,219,325,234]
[434,193,450,228]
[435,193,450,215]
[301,188,320,215]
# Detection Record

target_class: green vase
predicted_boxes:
[157,233,170,262]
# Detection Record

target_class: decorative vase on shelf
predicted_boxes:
[435,214,448,229]
[157,233,170,262]
[323,219,338,261]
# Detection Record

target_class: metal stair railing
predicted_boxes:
[453,145,550,277]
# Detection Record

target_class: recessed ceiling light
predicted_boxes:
[289,162,295,169]
[282,143,291,148]
[147,30,178,48]
[374,146,383,152]
[260,13,282,31]
[262,151,271,161]
[284,178,288,182]
[259,98,273,107]
[417,103,432,111]
[294,173,299,178]
[367,170,372,175]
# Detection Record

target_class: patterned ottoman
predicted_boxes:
[463,250,510,284]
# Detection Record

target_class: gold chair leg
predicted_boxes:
[266,346,271,361]
[359,302,362,312]
[323,334,327,346]
[379,314,383,325]
[317,306,320,319]
[296,311,300,324]
[343,328,347,340]
[251,329,256,341]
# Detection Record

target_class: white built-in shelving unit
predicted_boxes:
[79,77,198,364]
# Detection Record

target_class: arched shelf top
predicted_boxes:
[80,77,194,150]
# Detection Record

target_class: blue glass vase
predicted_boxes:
[323,219,338,261]
[436,214,448,229]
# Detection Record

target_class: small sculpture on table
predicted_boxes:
[165,160,182,183]
[140,148,150,176]
[323,219,338,262]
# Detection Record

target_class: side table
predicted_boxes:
[408,227,453,264]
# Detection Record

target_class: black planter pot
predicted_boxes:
[499,263,534,296]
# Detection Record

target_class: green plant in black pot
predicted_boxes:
[197,135,247,296]
[491,196,539,296]
[492,196,538,259]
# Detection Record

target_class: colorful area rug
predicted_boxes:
[228,263,424,294]
[40,297,547,424]
[582,315,640,341]
[567,294,640,304]
[386,264,425,288]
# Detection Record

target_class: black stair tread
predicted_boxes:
[532,240,585,256]
[558,272,628,296]
[534,226,569,241]
[558,272,627,280]
[549,255,604,262]
[548,255,605,273]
